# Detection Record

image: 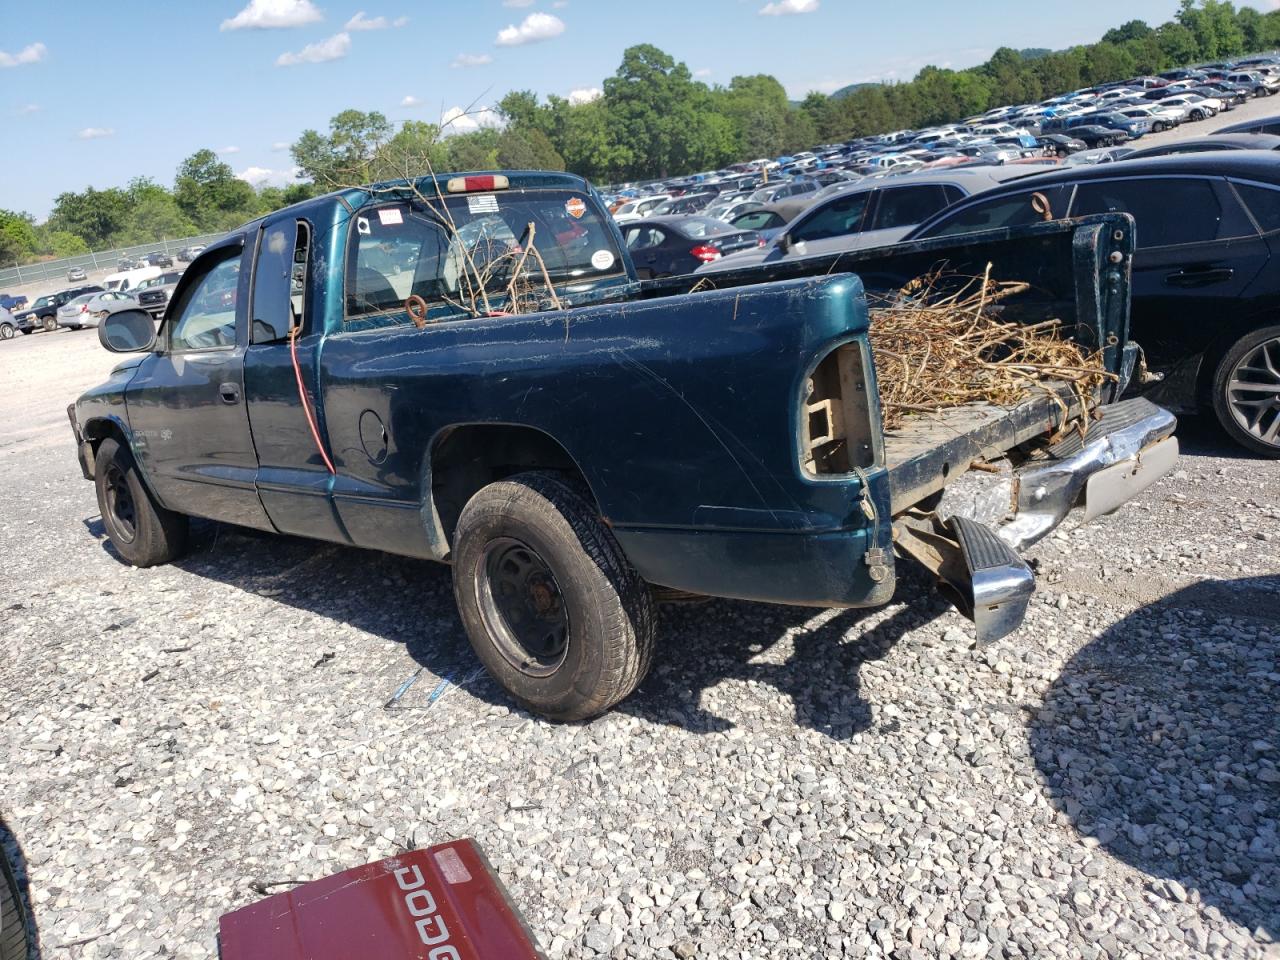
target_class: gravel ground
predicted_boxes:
[1,330,1278,960]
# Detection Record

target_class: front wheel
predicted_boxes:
[452,471,656,721]
[1212,326,1280,457]
[41,316,57,333]
[94,437,189,566]
[1154,121,1166,133]
[0,323,12,340]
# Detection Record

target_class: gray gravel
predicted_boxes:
[1,332,1278,959]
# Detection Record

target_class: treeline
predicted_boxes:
[5,0,1277,268]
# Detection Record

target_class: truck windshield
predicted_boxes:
[346,188,625,319]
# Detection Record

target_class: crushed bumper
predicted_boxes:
[897,397,1178,643]
[68,404,93,480]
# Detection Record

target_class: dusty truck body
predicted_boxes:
[70,171,1176,720]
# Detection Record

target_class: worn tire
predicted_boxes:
[1211,325,1280,458]
[452,471,655,721]
[41,316,56,333]
[0,843,31,960]
[94,437,189,566]
[0,324,12,341]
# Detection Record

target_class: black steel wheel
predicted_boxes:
[452,471,655,721]
[1212,326,1280,457]
[94,437,189,565]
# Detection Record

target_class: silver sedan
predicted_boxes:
[56,291,137,329]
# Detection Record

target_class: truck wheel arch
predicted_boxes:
[424,423,601,559]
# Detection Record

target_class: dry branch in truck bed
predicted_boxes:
[868,267,1113,433]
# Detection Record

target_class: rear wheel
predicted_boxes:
[452,471,655,721]
[0,324,12,340]
[94,437,189,566]
[1212,326,1280,457]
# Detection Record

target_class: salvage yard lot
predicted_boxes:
[1,330,1278,958]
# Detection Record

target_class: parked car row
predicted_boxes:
[2,266,183,340]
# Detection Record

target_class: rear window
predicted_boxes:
[678,218,732,239]
[1069,177,1253,247]
[345,189,624,319]
[1232,181,1280,233]
[732,211,785,231]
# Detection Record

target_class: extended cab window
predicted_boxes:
[252,220,310,343]
[1069,177,1254,247]
[1232,181,1280,233]
[790,193,869,243]
[346,189,624,320]
[168,253,241,351]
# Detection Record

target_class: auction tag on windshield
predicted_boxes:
[565,197,586,219]
[378,207,403,226]
[468,194,499,214]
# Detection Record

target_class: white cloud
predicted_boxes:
[502,0,534,5]
[344,11,388,30]
[567,87,601,105]
[222,0,322,30]
[440,105,502,135]
[495,12,564,46]
[76,127,114,140]
[760,0,818,14]
[393,15,409,26]
[0,42,47,68]
[218,145,241,155]
[237,165,302,187]
[451,52,492,68]
[552,0,568,6]
[18,103,40,115]
[400,94,423,107]
[276,31,350,66]
[271,141,291,151]
[694,67,711,78]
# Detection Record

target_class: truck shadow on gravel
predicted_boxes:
[1029,575,1280,938]
[1,814,41,958]
[104,518,940,743]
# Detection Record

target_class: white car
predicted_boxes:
[56,291,137,329]
[612,195,671,225]
[1159,94,1220,120]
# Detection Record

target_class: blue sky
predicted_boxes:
[0,0,1224,221]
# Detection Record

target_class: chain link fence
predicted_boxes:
[0,232,230,290]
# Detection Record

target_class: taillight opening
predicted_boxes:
[690,244,721,263]
[801,343,882,476]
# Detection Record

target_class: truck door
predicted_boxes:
[241,217,352,544]
[124,238,274,531]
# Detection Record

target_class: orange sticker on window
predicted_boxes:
[565,197,586,219]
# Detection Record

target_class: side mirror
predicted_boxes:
[98,309,156,353]
[778,234,792,254]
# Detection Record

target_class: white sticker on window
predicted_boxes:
[467,194,499,214]
[356,216,371,236]
[378,207,404,225]
[591,249,615,271]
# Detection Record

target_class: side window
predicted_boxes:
[791,193,870,243]
[1070,177,1251,248]
[168,253,242,352]
[625,228,664,251]
[1232,181,1280,233]
[941,185,966,206]
[251,220,310,343]
[924,187,1068,238]
[346,205,450,318]
[871,185,950,230]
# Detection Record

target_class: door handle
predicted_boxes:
[1165,267,1234,287]
[219,382,241,404]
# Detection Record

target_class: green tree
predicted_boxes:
[291,110,394,186]
[47,187,130,249]
[47,231,90,257]
[0,210,40,266]
[496,127,565,171]
[174,149,257,231]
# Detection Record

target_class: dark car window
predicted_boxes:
[1070,177,1253,248]
[791,193,870,243]
[921,186,1069,238]
[732,211,785,231]
[252,219,310,343]
[871,185,952,230]
[1232,181,1280,233]
[677,218,733,240]
[169,254,242,352]
[624,227,666,251]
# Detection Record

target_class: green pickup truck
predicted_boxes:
[70,171,1176,720]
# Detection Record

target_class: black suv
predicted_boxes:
[908,152,1280,456]
[143,251,174,267]
[14,284,106,333]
